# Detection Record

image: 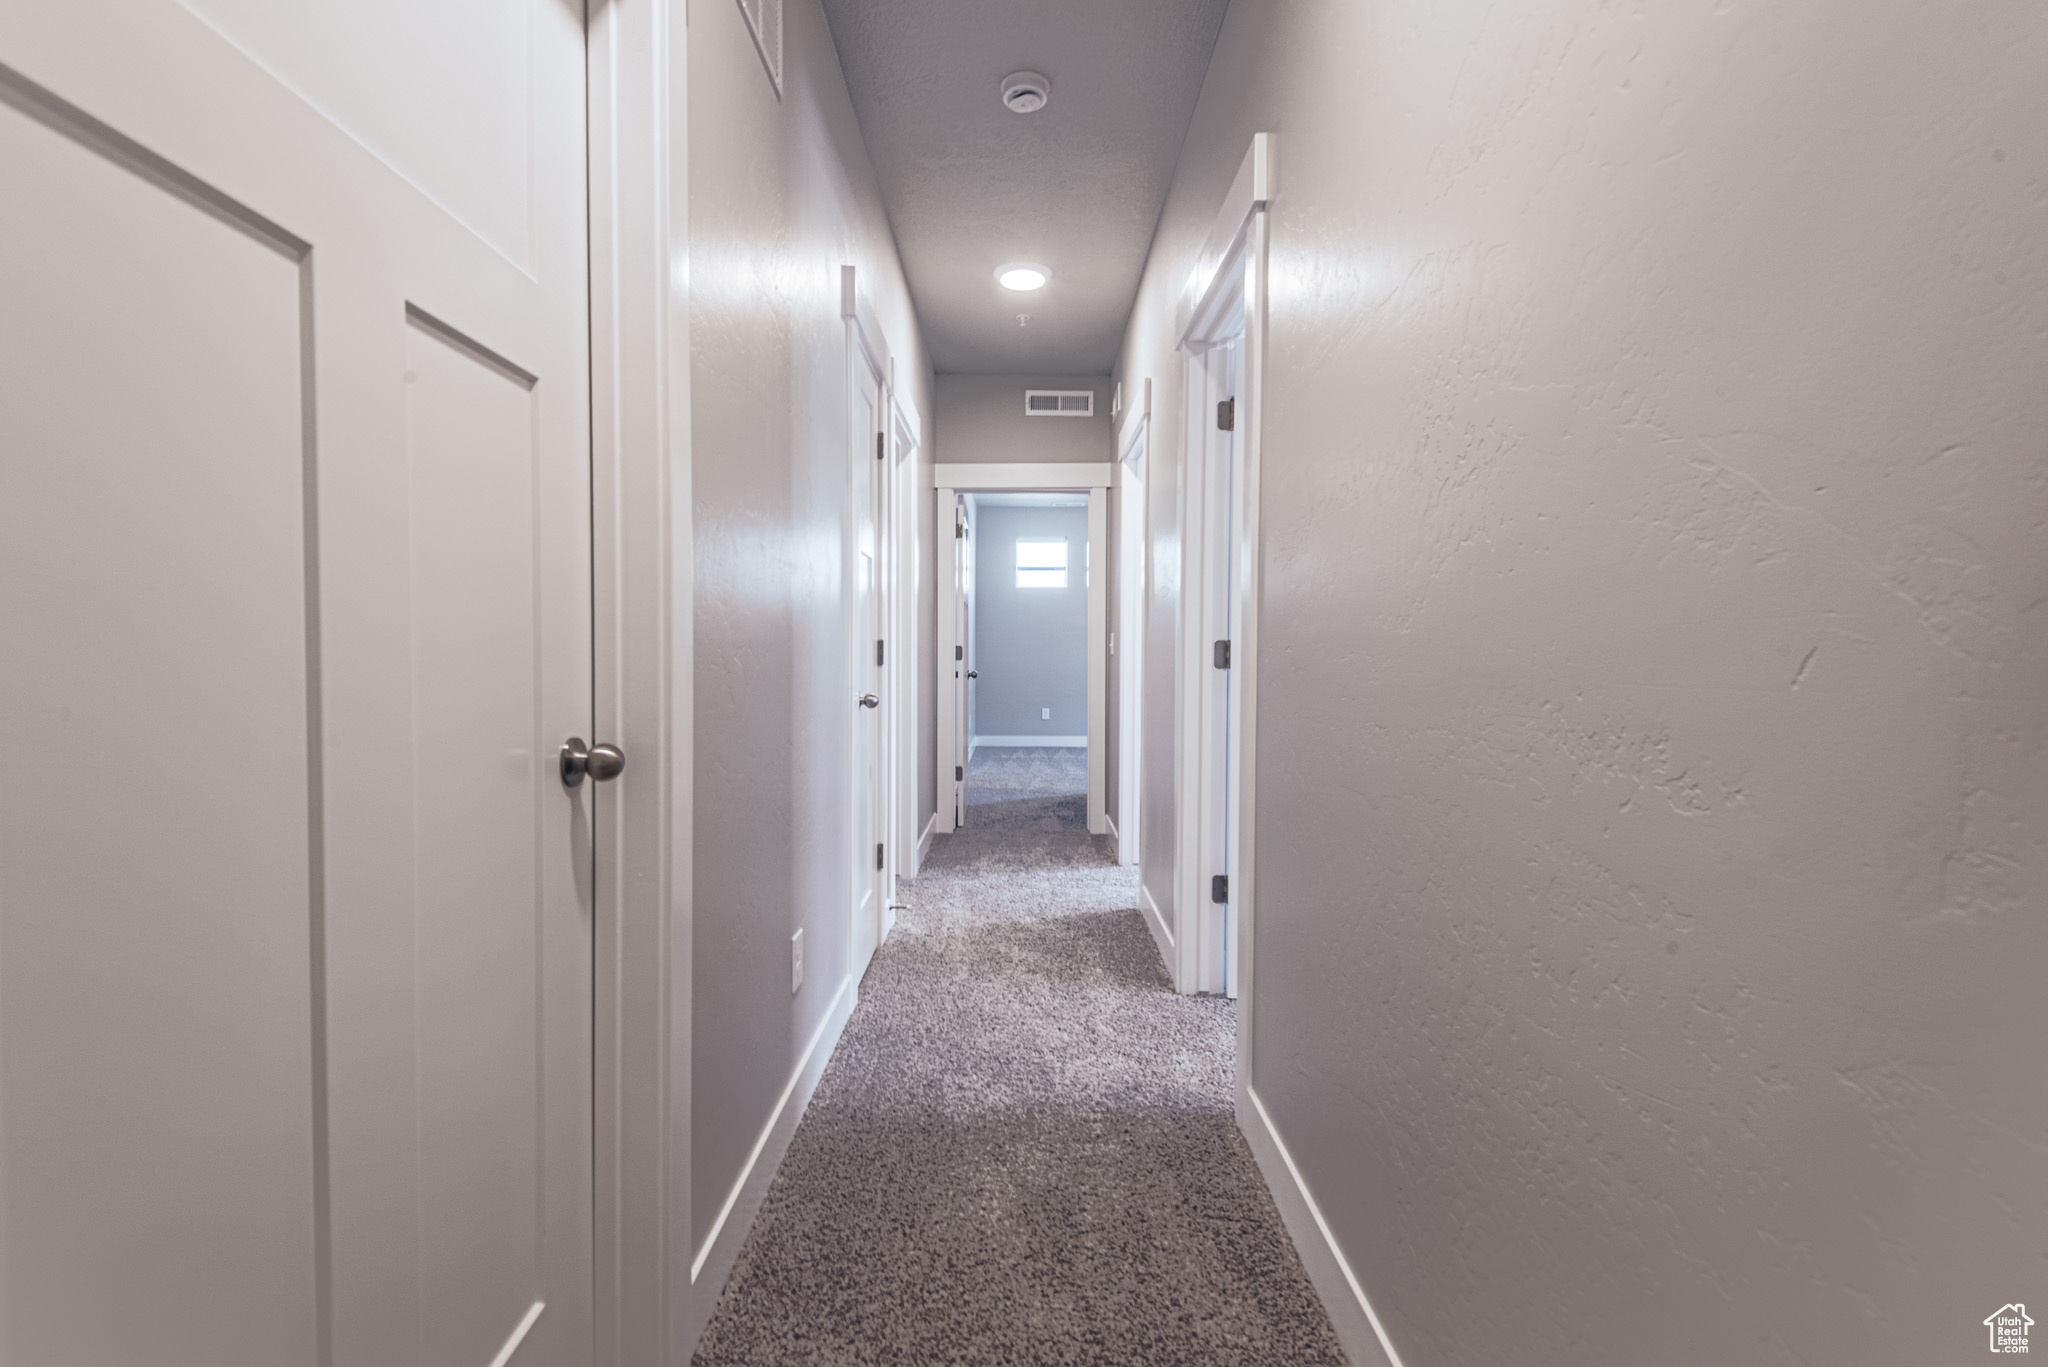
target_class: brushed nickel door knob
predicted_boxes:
[560,737,626,788]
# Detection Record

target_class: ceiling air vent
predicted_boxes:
[1025,390,1094,418]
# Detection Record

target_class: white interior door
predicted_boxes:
[950,495,968,825]
[934,489,960,832]
[963,505,979,765]
[850,356,885,980]
[1197,336,1242,998]
[0,3,592,1364]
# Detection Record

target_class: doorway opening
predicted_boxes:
[933,462,1111,841]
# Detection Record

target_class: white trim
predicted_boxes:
[1177,133,1274,348]
[934,488,958,834]
[1115,377,1153,466]
[934,461,1111,490]
[1139,880,1174,971]
[1086,488,1108,835]
[971,734,1087,749]
[486,1301,548,1367]
[684,974,856,1336]
[937,467,1111,839]
[839,264,891,380]
[1114,392,1149,868]
[915,810,936,869]
[1233,193,1272,1074]
[585,7,690,1363]
[887,396,920,928]
[842,265,889,988]
[1239,1087,1404,1367]
[1103,811,1118,841]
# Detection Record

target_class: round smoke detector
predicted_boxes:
[1001,71,1050,114]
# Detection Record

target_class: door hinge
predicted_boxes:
[955,521,965,538]
[877,638,885,667]
[955,765,964,781]
[955,644,964,661]
[1214,639,1232,669]
[1212,873,1229,903]
[1217,397,1235,431]
[877,842,885,871]
[877,432,886,460]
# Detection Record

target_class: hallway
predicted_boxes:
[4,1,2043,1362]
[692,748,1344,1365]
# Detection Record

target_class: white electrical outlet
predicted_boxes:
[791,928,803,993]
[1042,707,1050,720]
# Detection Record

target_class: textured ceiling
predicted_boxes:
[821,0,1230,374]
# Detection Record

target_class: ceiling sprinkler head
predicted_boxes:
[1001,71,1050,114]
[1016,314,1030,327]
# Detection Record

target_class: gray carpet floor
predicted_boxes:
[692,746,1347,1365]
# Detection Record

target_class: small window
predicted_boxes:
[1016,538,1068,589]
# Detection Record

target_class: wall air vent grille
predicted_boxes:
[736,0,783,94]
[1024,390,1094,417]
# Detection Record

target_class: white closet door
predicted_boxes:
[0,3,592,1365]
[849,357,885,981]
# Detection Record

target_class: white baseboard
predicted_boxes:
[684,973,856,1352]
[1138,880,1174,981]
[972,734,1087,748]
[1239,1085,1405,1367]
[915,810,936,870]
[1104,811,1119,842]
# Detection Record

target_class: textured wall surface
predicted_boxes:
[689,0,933,1255]
[933,374,1113,465]
[1117,1,2047,1363]
[971,504,1089,738]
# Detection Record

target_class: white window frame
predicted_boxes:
[1015,536,1069,588]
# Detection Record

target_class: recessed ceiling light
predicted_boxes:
[997,264,1048,292]
[1001,71,1050,114]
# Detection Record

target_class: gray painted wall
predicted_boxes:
[971,504,1089,740]
[689,0,934,1276]
[934,374,1113,464]
[1119,1,2047,1364]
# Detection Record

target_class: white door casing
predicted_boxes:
[934,489,962,833]
[890,401,922,878]
[844,270,889,984]
[931,463,1112,838]
[1170,136,1271,1045]
[0,5,594,1365]
[963,500,978,762]
[1116,398,1150,867]
[1086,487,1110,836]
[1194,336,1244,999]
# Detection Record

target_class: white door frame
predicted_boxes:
[933,462,1113,834]
[935,491,962,830]
[843,267,891,986]
[1172,134,1270,1033]
[586,5,692,1362]
[1115,385,1151,867]
[889,394,922,883]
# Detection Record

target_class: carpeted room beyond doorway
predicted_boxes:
[691,747,1346,1365]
